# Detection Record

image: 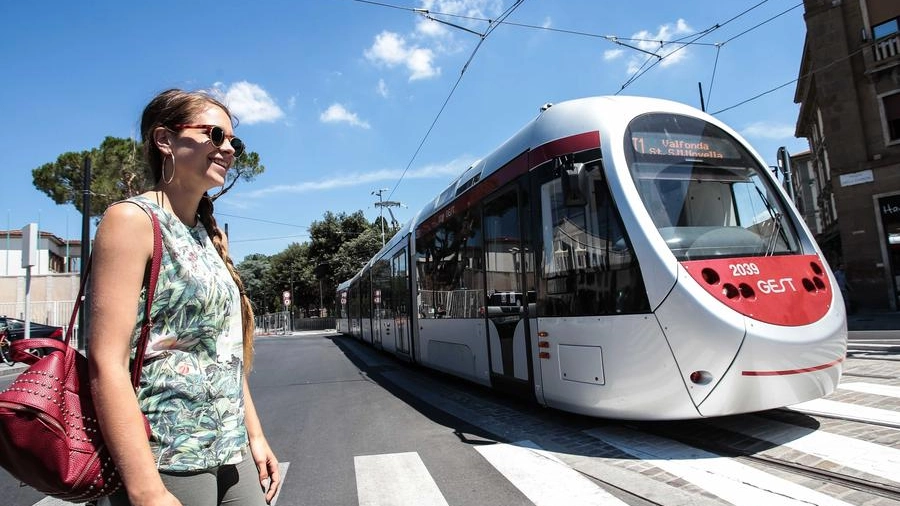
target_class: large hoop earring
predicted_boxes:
[163,153,176,184]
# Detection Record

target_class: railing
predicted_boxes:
[255,311,291,335]
[0,300,76,327]
[874,34,900,63]
[0,300,79,348]
[254,311,336,334]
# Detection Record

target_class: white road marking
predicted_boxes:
[35,462,290,506]
[788,397,900,428]
[474,440,627,506]
[354,452,449,506]
[585,426,854,506]
[838,381,900,398]
[715,414,900,483]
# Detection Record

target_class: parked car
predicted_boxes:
[0,316,64,364]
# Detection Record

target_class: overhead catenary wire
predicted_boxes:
[212,1,819,252]
[376,0,527,201]
[216,212,309,229]
[705,44,722,110]
[616,0,783,94]
[352,0,797,114]
[711,43,868,116]
[228,234,310,244]
[350,0,818,186]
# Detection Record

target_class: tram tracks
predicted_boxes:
[342,337,900,504]
[740,451,900,502]
[630,413,900,504]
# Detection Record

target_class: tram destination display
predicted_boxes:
[631,131,740,159]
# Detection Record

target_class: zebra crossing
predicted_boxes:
[346,380,899,506]
[30,380,900,506]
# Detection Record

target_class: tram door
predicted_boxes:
[483,185,533,397]
[392,250,410,355]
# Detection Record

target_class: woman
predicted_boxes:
[88,89,280,506]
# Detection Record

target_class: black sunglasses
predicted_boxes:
[173,124,245,157]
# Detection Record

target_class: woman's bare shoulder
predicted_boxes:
[95,200,155,255]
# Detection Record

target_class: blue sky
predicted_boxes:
[1,0,809,264]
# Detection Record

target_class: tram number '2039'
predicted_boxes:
[729,263,760,276]
[728,262,796,294]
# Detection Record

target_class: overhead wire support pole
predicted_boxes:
[375,200,406,234]
[371,188,390,246]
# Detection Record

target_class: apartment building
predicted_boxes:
[795,0,900,310]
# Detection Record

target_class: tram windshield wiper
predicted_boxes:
[754,186,789,256]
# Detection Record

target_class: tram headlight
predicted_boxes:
[689,370,713,385]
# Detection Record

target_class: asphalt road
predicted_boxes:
[1,329,898,505]
[0,332,534,506]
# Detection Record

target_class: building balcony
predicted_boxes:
[873,34,900,63]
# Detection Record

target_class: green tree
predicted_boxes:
[235,253,271,313]
[306,211,382,310]
[32,136,264,218]
[236,210,383,318]
[264,243,315,315]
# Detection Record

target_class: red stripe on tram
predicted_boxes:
[742,356,844,376]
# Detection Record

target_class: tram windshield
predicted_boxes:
[624,113,800,261]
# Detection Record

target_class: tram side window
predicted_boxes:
[415,208,484,318]
[361,273,372,319]
[539,170,649,317]
[335,291,346,319]
[373,259,391,319]
[349,284,360,320]
[392,249,409,319]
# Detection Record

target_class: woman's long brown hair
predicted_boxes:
[140,89,255,371]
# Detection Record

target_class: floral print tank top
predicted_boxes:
[126,196,246,471]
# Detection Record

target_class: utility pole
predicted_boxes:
[80,156,91,351]
[371,188,390,246]
[777,146,795,205]
[375,201,405,246]
[698,82,706,112]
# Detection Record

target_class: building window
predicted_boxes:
[882,93,900,143]
[48,251,64,273]
[873,18,898,40]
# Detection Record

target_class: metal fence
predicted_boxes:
[0,299,79,347]
[254,311,336,334]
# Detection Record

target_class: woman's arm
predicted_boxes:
[243,376,281,504]
[87,203,180,506]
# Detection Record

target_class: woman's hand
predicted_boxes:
[249,435,281,504]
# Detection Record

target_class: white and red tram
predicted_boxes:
[335,96,847,420]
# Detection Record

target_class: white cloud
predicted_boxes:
[243,156,473,198]
[214,81,284,125]
[604,49,624,61]
[376,79,389,98]
[365,31,440,81]
[365,1,503,81]
[320,103,371,129]
[741,121,797,140]
[608,19,694,75]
